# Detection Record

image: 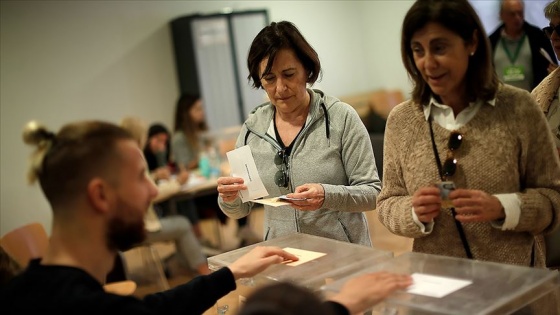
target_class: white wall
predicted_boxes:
[0,1,414,235]
[361,0,415,95]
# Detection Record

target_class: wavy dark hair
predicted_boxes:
[247,21,321,89]
[401,0,498,105]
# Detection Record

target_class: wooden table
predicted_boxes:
[166,175,219,214]
[167,161,230,210]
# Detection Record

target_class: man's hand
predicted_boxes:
[329,272,412,315]
[227,246,298,280]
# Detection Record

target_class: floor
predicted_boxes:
[125,207,413,314]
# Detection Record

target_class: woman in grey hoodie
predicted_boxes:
[216,21,381,246]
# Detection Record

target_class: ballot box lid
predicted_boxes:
[208,232,393,290]
[321,252,560,315]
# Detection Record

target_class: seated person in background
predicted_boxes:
[171,93,208,171]
[237,273,412,315]
[120,117,210,276]
[139,120,208,244]
[1,119,298,314]
[173,93,259,246]
[143,123,173,181]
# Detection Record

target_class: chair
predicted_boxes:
[0,222,48,268]
[369,89,404,120]
[0,244,23,285]
[0,222,137,295]
[103,279,137,295]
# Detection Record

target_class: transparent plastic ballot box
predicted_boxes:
[208,232,393,312]
[321,252,560,315]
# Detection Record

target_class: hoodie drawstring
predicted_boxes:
[244,102,331,145]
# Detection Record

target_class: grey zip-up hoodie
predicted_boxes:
[218,89,381,246]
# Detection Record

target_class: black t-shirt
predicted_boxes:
[1,259,235,315]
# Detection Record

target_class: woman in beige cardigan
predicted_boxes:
[378,2,560,311]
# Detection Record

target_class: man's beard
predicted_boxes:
[106,206,147,252]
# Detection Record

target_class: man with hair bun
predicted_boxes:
[1,119,298,314]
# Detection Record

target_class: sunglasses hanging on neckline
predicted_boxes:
[442,131,463,180]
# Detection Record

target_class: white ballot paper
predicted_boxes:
[281,247,326,266]
[406,273,472,298]
[226,145,268,202]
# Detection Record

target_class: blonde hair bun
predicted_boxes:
[22,120,55,184]
[23,120,54,145]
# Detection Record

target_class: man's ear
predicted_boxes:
[87,178,113,214]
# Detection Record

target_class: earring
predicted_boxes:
[470,51,475,56]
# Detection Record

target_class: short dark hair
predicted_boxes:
[247,21,321,89]
[23,120,133,208]
[401,0,498,105]
[238,282,336,315]
[147,123,170,141]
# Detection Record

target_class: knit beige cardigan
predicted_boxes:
[377,84,560,267]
